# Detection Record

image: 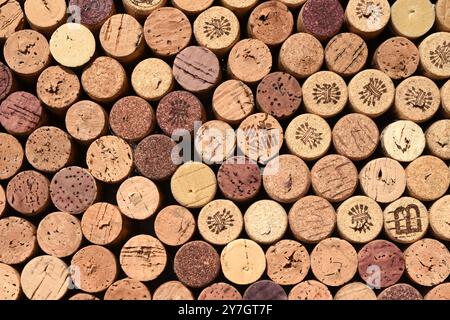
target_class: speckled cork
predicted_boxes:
[144,7,192,57]
[68,0,115,32]
[426,120,450,160]
[404,239,450,287]
[244,280,287,300]
[117,176,161,220]
[220,0,258,15]
[104,278,151,300]
[0,186,5,218]
[174,241,220,288]
[194,120,236,164]
[0,217,37,265]
[153,281,194,300]
[154,205,195,246]
[69,293,99,301]
[199,283,242,300]
[220,239,266,285]
[390,0,435,39]
[0,62,15,102]
[132,58,173,102]
[436,0,450,32]
[441,80,450,117]
[0,133,23,180]
[20,255,69,300]
[37,212,82,258]
[310,237,358,287]
[0,0,24,41]
[430,195,450,241]
[419,32,450,80]
[279,0,306,8]
[123,0,167,21]
[120,235,166,282]
[288,280,333,300]
[172,0,213,15]
[24,0,66,35]
[289,195,336,244]
[378,283,423,300]
[266,239,310,286]
[345,0,390,39]
[425,283,450,300]
[0,263,21,300]
[334,282,377,300]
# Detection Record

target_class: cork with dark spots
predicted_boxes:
[0,216,37,265]
[0,62,14,101]
[0,133,23,180]
[69,0,115,30]
[154,205,195,246]
[0,263,21,300]
[243,280,287,300]
[198,283,242,300]
[378,284,423,300]
[104,278,151,300]
[299,0,344,40]
[289,280,333,300]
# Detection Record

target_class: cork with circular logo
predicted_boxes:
[334,282,377,300]
[104,278,151,300]
[378,283,423,300]
[24,0,66,35]
[419,32,450,80]
[426,120,450,160]
[171,0,213,15]
[198,282,242,300]
[436,0,450,31]
[0,62,15,102]
[0,0,24,42]
[154,205,195,246]
[0,263,21,300]
[153,281,194,300]
[0,186,5,218]
[69,293,99,301]
[244,280,287,300]
[68,0,116,32]
[425,283,450,300]
[0,217,37,265]
[288,280,333,300]
[195,120,236,164]
[390,0,435,39]
[345,0,390,39]
[220,0,258,15]
[123,0,167,21]
[132,58,173,101]
[430,195,450,241]
[441,80,450,118]
[0,133,23,180]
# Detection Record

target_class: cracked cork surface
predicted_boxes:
[0,0,24,41]
[154,205,195,247]
[24,0,66,35]
[213,80,254,125]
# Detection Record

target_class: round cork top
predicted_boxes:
[345,0,390,38]
[406,156,449,202]
[436,0,450,31]
[279,33,324,79]
[373,37,419,80]
[123,0,166,20]
[0,133,23,180]
[391,0,435,39]
[310,237,358,287]
[174,241,220,288]
[441,80,450,117]
[68,0,115,31]
[334,282,377,300]
[383,197,429,244]
[0,0,23,41]
[69,293,99,301]
[21,255,69,300]
[198,199,243,246]
[172,0,213,15]
[358,240,405,288]
[65,100,107,144]
[110,96,155,143]
[220,239,266,285]
[104,278,151,300]
[50,23,96,68]
[132,58,173,102]
[359,157,406,204]
[426,120,450,160]
[0,216,37,265]
[117,176,161,220]
[289,195,336,244]
[266,239,310,286]
[154,205,195,246]
[288,280,333,300]
[325,33,368,77]
[37,212,82,258]
[6,170,50,216]
[24,0,66,34]
[0,263,20,300]
[430,195,450,241]
[378,283,423,300]
[120,235,167,282]
[0,186,5,218]
[153,281,194,300]
[228,39,272,84]
[419,32,450,80]
[86,135,134,184]
[425,283,450,300]
[144,7,192,57]
[70,245,118,293]
[244,280,287,300]
[194,120,236,164]
[298,0,344,40]
[220,0,258,15]
[0,62,14,102]
[198,282,242,300]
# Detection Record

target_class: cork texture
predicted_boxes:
[198,282,242,300]
[123,0,167,20]
[132,58,173,102]
[194,120,236,164]
[0,263,21,300]
[172,0,213,15]
[390,0,435,39]
[0,217,37,265]
[429,195,450,241]
[153,281,194,300]
[425,283,450,300]
[154,205,195,246]
[24,0,66,34]
[345,0,390,38]
[436,0,450,32]
[0,133,23,180]
[0,0,24,41]
[288,280,333,300]
[426,120,450,160]
[0,62,15,102]
[298,0,344,40]
[334,282,377,300]
[243,280,287,300]
[68,0,115,31]
[378,283,423,300]
[65,100,107,144]
[419,32,450,79]
[104,278,151,300]
[213,80,254,125]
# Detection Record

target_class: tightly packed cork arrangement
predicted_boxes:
[0,0,449,301]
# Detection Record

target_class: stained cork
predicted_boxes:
[419,32,450,80]
[345,0,390,39]
[123,0,167,21]
[334,282,377,300]
[69,293,99,301]
[0,133,23,180]
[288,280,333,300]
[24,0,66,35]
[153,281,194,300]
[171,0,213,15]
[243,280,287,300]
[378,283,423,300]
[220,0,258,15]
[154,205,195,246]
[441,80,450,117]
[429,195,450,241]
[425,283,450,300]
[426,120,450,160]
[0,62,15,102]
[0,0,24,42]
[198,282,242,300]
[390,0,435,39]
[0,263,21,300]
[436,0,450,32]
[104,278,151,300]
[132,58,173,102]
[0,186,5,218]
[194,120,236,164]
[68,0,116,32]
[0,217,37,265]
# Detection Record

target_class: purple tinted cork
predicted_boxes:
[299,0,344,40]
[198,283,242,300]
[0,62,14,102]
[243,280,288,300]
[68,0,115,31]
[378,284,423,300]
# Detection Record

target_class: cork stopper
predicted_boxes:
[37,212,82,258]
[345,0,390,39]
[153,281,194,300]
[426,120,450,160]
[123,0,167,21]
[279,0,306,8]
[0,216,37,265]
[21,255,69,300]
[0,62,15,102]
[383,197,429,244]
[244,280,287,300]
[228,39,272,84]
[278,33,324,79]
[378,283,423,300]
[117,176,161,220]
[174,241,220,288]
[436,0,450,32]
[144,7,192,57]
[419,32,450,80]
[198,282,242,300]
[0,186,5,218]
[220,239,266,285]
[390,0,435,39]
[0,263,21,300]
[24,0,66,35]
[132,58,173,102]
[325,33,368,77]
[86,135,134,184]
[429,195,450,241]
[310,237,358,287]
[441,80,450,117]
[68,0,115,32]
[195,120,236,164]
[334,282,377,300]
[220,0,258,15]
[69,293,99,300]
[104,278,151,300]
[154,205,195,246]
[171,0,213,15]
[289,195,336,244]
[266,239,310,286]
[288,280,333,300]
[120,235,167,282]
[198,199,243,246]
[0,133,23,180]
[0,0,24,42]
[425,283,450,300]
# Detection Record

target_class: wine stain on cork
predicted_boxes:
[154,205,195,246]
[378,283,423,300]
[69,0,115,32]
[0,133,23,180]
[198,282,242,300]
[0,62,15,102]
[104,278,151,300]
[0,216,37,265]
[0,263,21,300]
[213,80,254,125]
[243,280,287,300]
[288,280,333,300]
[0,0,24,41]
[153,281,194,300]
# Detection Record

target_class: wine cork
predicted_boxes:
[0,133,23,180]
[86,135,134,184]
[68,0,116,32]
[6,170,50,216]
[198,199,243,246]
[24,0,66,35]
[266,240,310,286]
[359,157,406,203]
[171,0,213,15]
[220,0,258,15]
[171,162,217,209]
[256,72,302,119]
[0,263,21,300]
[0,62,15,102]
[0,216,37,265]
[69,293,99,300]
[123,0,166,21]
[154,205,195,246]
[36,66,81,114]
[244,199,288,245]
[380,120,425,162]
[289,196,336,244]
[120,235,167,282]
[134,134,179,181]
[405,156,450,201]
[81,56,128,103]
[117,176,161,220]
[311,154,358,203]
[65,100,108,145]
[344,0,390,39]
[50,23,96,68]
[426,120,450,160]
[220,239,266,285]
[390,0,435,39]
[198,282,242,300]
[332,113,379,161]
[153,281,194,300]
[425,283,450,300]
[302,71,347,118]
[194,6,240,55]
[378,283,423,300]
[279,33,324,79]
[70,245,118,293]
[348,69,395,117]
[0,0,24,41]
[404,238,450,287]
[429,195,450,241]
[384,197,429,244]
[228,39,272,84]
[104,278,151,300]
[0,185,5,218]
[373,37,419,80]
[358,240,405,288]
[334,282,377,300]
[131,59,173,102]
[174,241,220,288]
[144,7,192,57]
[263,155,311,204]
[21,255,69,300]
[110,96,155,143]
[419,32,450,80]
[325,33,368,77]
[441,80,450,117]
[436,0,450,31]
[288,280,333,300]
[244,280,287,300]
[37,212,82,258]
[195,120,236,164]
[310,237,358,287]
[212,80,254,125]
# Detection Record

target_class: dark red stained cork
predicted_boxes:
[198,283,242,300]
[378,284,423,300]
[243,280,288,300]
[0,62,14,102]
[300,0,344,40]
[68,0,115,30]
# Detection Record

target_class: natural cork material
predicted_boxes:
[0,216,37,265]
[345,0,390,39]
[288,280,333,300]
[0,62,15,102]
[0,263,21,300]
[24,0,66,35]
[0,186,5,218]
[334,282,377,300]
[243,280,287,300]
[123,0,167,21]
[378,283,423,300]
[441,80,450,117]
[153,281,194,300]
[68,0,115,32]
[132,58,174,101]
[419,32,450,80]
[425,283,450,300]
[0,133,23,180]
[390,0,435,39]
[69,293,99,301]
[154,205,195,246]
[194,120,236,164]
[0,0,24,42]
[171,0,213,15]
[426,120,450,160]
[436,0,450,32]
[104,278,151,301]
[429,195,450,241]
[220,0,258,15]
[198,282,242,300]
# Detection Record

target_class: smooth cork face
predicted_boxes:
[65,100,107,144]
[172,0,213,15]
[220,0,259,15]
[243,280,287,300]
[132,58,174,102]
[378,283,423,300]
[69,0,115,31]
[441,80,450,117]
[390,0,435,39]
[0,62,15,102]
[104,278,151,301]
[0,133,23,180]
[425,283,450,300]
[436,0,450,32]
[298,0,344,40]
[24,0,66,34]
[429,195,450,241]
[153,281,194,300]
[288,280,333,300]
[198,282,242,300]
[426,120,450,160]
[0,263,21,300]
[334,282,377,300]
[69,293,99,301]
[345,0,390,38]
[419,32,450,80]
[194,120,236,164]
[154,205,196,246]
[0,216,37,265]
[0,0,24,41]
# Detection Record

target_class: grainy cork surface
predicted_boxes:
[425,283,450,300]
[171,0,213,15]
[0,0,24,41]
[419,32,450,79]
[378,283,423,300]
[0,217,37,265]
[153,281,194,300]
[220,0,258,15]
[425,120,450,160]
[288,280,333,300]
[132,58,174,101]
[24,0,66,34]
[69,293,99,301]
[123,0,167,20]
[0,185,5,218]
[68,0,115,32]
[334,282,377,300]
[154,205,195,246]
[198,282,242,300]
[345,0,390,38]
[104,278,151,300]
[213,80,254,125]
[298,0,344,40]
[390,0,435,39]
[429,195,450,241]
[436,0,450,32]
[0,133,23,180]
[0,263,21,300]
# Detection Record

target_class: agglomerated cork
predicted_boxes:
[123,0,167,21]
[334,282,377,300]
[419,32,450,80]
[0,0,24,42]
[199,282,242,300]
[104,278,151,300]
[24,0,66,35]
[0,133,23,180]
[171,0,213,15]
[154,205,195,246]
[0,217,37,265]
[390,0,435,39]
[426,120,450,160]
[132,58,173,102]
[378,283,423,300]
[0,186,5,218]
[288,280,333,300]
[345,0,390,39]
[0,263,21,300]
[68,0,115,32]
[441,80,450,117]
[243,280,287,300]
[220,0,258,15]
[69,293,99,300]
[436,0,450,31]
[425,283,450,300]
[153,281,194,300]
[0,62,15,102]
[430,195,450,241]
[194,120,236,164]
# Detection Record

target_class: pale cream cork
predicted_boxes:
[390,0,435,39]
[153,281,194,300]
[288,280,333,300]
[345,0,390,39]
[194,120,236,164]
[441,79,450,117]
[0,133,24,180]
[154,205,196,247]
[419,32,450,80]
[429,195,450,241]
[334,282,377,300]
[426,120,450,160]
[123,0,167,21]
[0,263,21,300]
[24,0,66,35]
[436,0,450,32]
[171,0,213,15]
[220,0,258,15]
[132,58,174,101]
